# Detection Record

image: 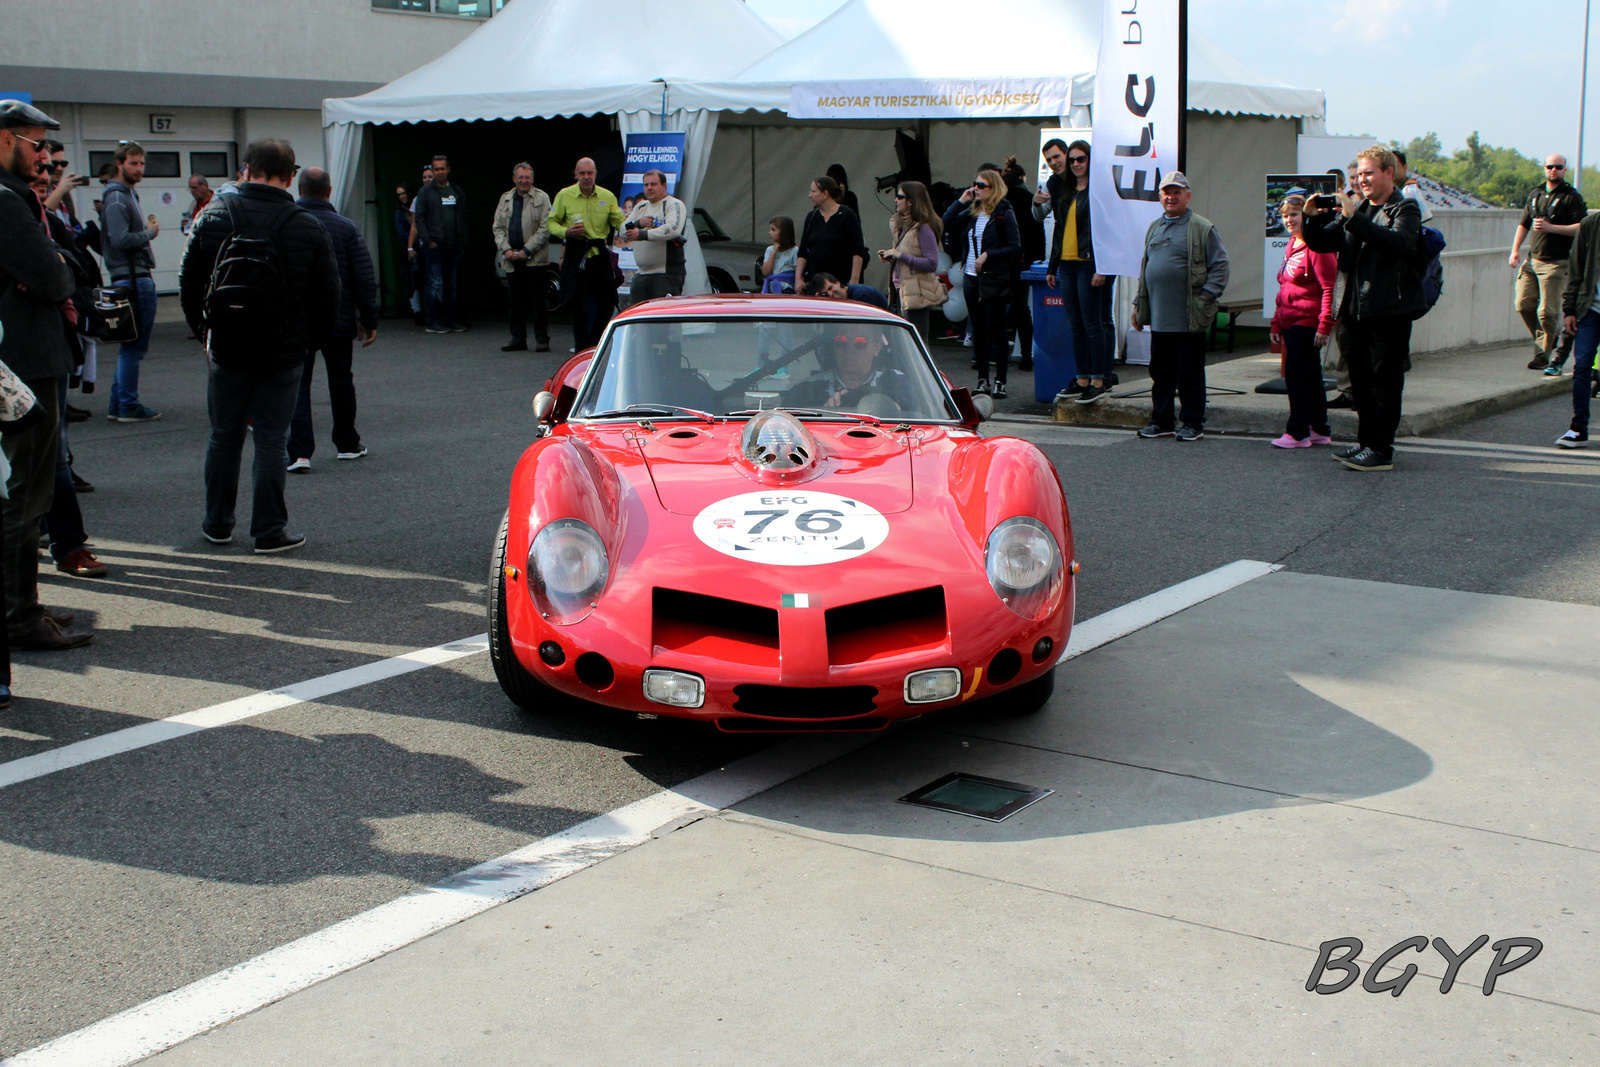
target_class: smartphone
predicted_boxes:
[72,175,90,187]
[1310,194,1339,210]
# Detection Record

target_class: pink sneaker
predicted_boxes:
[1271,433,1312,449]
[1307,430,1333,446]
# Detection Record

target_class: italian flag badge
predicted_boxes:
[781,594,810,608]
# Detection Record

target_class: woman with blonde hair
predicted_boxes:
[941,168,1021,396]
[878,181,944,341]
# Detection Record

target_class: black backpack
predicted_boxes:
[204,196,293,369]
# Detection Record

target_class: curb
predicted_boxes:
[1053,374,1572,437]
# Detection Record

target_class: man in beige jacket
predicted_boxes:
[493,162,552,352]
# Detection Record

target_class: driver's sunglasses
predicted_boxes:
[1068,155,1088,164]
[834,335,873,346]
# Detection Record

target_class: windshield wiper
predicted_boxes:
[724,407,882,426]
[583,404,718,424]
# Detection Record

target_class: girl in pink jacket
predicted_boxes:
[1268,192,1339,447]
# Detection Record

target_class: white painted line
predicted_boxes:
[0,635,489,791]
[3,561,1283,1067]
[1061,559,1281,661]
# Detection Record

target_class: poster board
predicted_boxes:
[617,132,686,273]
[1263,173,1339,313]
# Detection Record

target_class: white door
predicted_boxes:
[88,142,235,293]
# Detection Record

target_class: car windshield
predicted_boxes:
[573,317,961,422]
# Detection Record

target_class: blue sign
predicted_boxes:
[620,131,686,213]
[0,92,32,104]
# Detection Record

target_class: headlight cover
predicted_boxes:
[528,518,608,623]
[985,517,1064,620]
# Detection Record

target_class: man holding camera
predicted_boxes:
[1510,154,1586,372]
[1302,145,1424,472]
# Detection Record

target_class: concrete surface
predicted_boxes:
[1052,341,1570,437]
[144,571,1600,1065]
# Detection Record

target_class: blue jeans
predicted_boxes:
[204,361,301,542]
[1056,261,1115,381]
[423,245,461,328]
[110,275,157,415]
[1571,308,1600,433]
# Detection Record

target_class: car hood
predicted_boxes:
[619,421,918,516]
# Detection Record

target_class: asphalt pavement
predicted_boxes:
[3,312,1598,1060]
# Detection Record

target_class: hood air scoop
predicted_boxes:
[741,410,819,475]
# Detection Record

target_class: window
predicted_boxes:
[143,151,181,178]
[190,151,231,178]
[372,0,505,16]
[89,151,115,178]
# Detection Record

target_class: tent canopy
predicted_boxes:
[323,0,782,126]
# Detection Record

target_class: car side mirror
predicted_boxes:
[972,393,994,421]
[532,391,556,421]
[950,387,992,427]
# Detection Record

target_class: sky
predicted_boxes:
[745,0,1598,163]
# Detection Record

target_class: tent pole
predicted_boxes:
[1581,0,1592,194]
[1177,0,1188,174]
[661,81,668,132]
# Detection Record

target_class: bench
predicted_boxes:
[1208,298,1263,353]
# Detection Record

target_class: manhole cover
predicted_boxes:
[898,772,1053,822]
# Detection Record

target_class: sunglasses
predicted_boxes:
[833,335,874,346]
[1068,155,1088,164]
[973,181,991,189]
[1547,164,1566,170]
[13,132,47,151]
[894,192,908,199]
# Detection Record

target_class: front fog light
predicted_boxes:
[904,667,962,704]
[643,669,705,708]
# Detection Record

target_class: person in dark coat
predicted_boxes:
[795,176,865,292]
[287,166,376,470]
[1002,156,1044,372]
[0,99,92,651]
[943,168,1021,397]
[180,139,339,553]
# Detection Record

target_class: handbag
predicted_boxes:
[976,269,1009,304]
[95,286,139,344]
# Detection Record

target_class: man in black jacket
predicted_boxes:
[0,100,93,650]
[1302,145,1424,472]
[180,139,339,554]
[412,154,469,334]
[287,166,376,471]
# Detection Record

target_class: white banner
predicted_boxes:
[789,78,1074,120]
[1089,0,1181,279]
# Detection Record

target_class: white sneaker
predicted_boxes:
[1555,430,1589,449]
[337,447,368,461]
[287,457,311,472]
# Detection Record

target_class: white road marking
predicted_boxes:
[0,560,1281,1067]
[0,635,489,791]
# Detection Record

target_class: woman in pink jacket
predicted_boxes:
[1268,191,1338,447]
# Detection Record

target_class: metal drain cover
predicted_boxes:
[898,772,1053,822]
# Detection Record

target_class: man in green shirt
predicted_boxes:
[549,157,625,349]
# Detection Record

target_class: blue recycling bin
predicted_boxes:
[1022,264,1077,402]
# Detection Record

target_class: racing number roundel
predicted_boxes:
[693,491,890,566]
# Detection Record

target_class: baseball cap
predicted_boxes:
[0,100,61,131]
[1159,171,1190,191]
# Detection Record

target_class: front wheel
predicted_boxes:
[1003,666,1055,715]
[706,266,741,294]
[488,512,559,712]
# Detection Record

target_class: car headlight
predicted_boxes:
[528,518,608,623]
[985,517,1064,620]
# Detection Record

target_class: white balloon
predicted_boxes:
[943,277,968,323]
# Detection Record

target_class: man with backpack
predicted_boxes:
[179,139,339,554]
[1302,145,1425,472]
[1510,154,1587,373]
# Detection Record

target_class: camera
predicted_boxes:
[1310,194,1339,210]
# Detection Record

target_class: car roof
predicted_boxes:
[614,294,908,325]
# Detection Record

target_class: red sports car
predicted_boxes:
[488,295,1075,732]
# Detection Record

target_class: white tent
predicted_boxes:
[322,0,782,292]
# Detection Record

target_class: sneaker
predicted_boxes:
[1176,425,1204,442]
[1307,431,1333,446]
[1326,393,1355,409]
[1074,385,1107,405]
[254,533,307,554]
[0,684,10,709]
[71,470,94,493]
[287,457,311,473]
[1340,447,1394,471]
[1058,380,1087,397]
[1556,430,1589,449]
[501,341,528,352]
[336,447,367,460]
[1270,433,1311,449]
[1543,361,1565,377]
[425,325,450,334]
[105,408,121,422]
[202,527,233,545]
[991,381,1007,399]
[1137,423,1175,438]
[1331,444,1362,460]
[974,378,990,395]
[115,404,162,422]
[55,548,108,578]
[535,341,551,353]
[451,324,469,333]
[1528,352,1550,370]
[65,404,90,423]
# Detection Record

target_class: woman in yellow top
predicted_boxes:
[1041,139,1116,404]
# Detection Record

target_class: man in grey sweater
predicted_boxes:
[1132,172,1229,442]
[624,169,687,301]
[100,140,162,422]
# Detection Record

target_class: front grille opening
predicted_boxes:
[653,588,779,668]
[988,648,1022,686]
[575,652,615,691]
[732,684,878,719]
[825,586,948,665]
[717,716,889,733]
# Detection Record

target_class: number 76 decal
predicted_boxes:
[693,491,890,566]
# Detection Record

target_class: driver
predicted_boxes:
[789,327,913,411]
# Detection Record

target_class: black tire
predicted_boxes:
[541,267,563,313]
[706,267,740,294]
[488,511,557,712]
[1004,665,1055,714]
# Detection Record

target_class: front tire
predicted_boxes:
[1004,666,1055,714]
[706,266,741,294]
[488,511,557,712]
